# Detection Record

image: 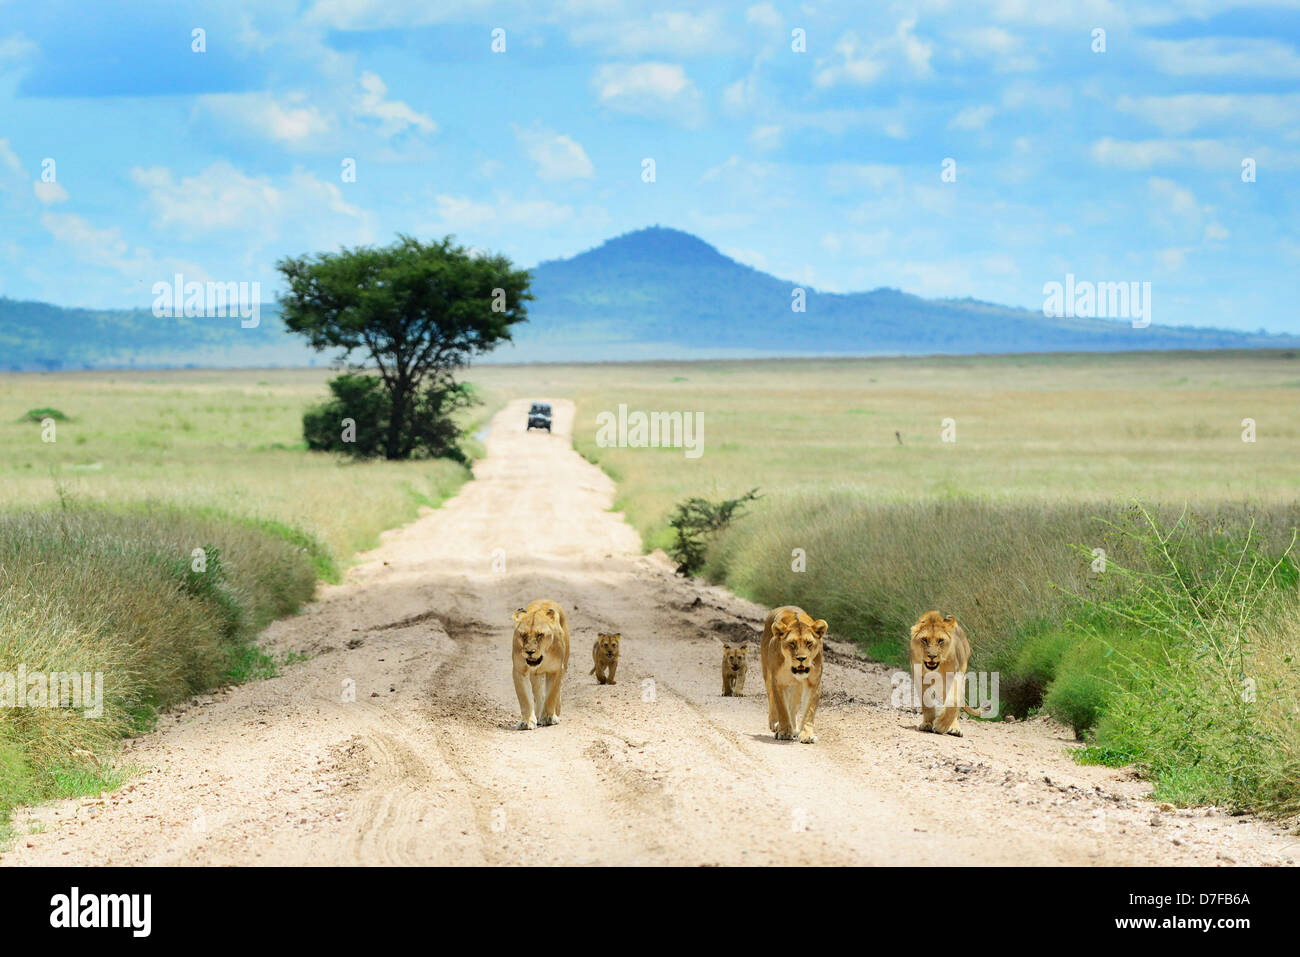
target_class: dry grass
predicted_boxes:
[0,367,499,827]
[466,351,1300,818]
[0,368,496,565]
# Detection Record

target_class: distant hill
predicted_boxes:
[0,298,317,371]
[2,226,1296,370]
[502,227,1298,360]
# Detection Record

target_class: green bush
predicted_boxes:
[303,373,475,463]
[0,506,320,821]
[667,488,760,575]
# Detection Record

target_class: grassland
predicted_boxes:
[0,367,498,828]
[3,352,1298,824]
[470,350,1300,818]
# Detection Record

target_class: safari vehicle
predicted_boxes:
[526,402,552,432]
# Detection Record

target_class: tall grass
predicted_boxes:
[1067,507,1300,818]
[0,368,502,830]
[0,506,322,820]
[701,494,1300,817]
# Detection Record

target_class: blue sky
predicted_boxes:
[1,0,1298,332]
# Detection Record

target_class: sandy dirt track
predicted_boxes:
[5,399,1296,866]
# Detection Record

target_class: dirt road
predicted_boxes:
[5,400,1295,866]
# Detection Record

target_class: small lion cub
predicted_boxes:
[590,633,621,684]
[721,643,748,696]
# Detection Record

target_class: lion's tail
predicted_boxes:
[962,706,982,717]
[588,665,596,675]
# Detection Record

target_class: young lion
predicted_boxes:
[909,610,975,737]
[511,599,571,730]
[589,632,621,684]
[721,643,748,696]
[761,606,828,743]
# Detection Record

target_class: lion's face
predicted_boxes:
[772,612,827,680]
[514,606,563,669]
[910,611,958,671]
[722,644,747,672]
[596,633,621,659]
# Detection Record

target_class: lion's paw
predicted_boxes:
[516,719,536,731]
[945,726,963,737]
[798,730,817,744]
[539,714,560,726]
[919,721,934,733]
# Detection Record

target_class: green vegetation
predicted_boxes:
[279,234,530,460]
[666,488,760,575]
[0,367,498,828]
[462,352,1300,819]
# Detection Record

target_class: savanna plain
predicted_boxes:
[2,351,1298,860]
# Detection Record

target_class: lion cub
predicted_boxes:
[909,610,974,737]
[761,606,828,743]
[590,632,621,684]
[511,599,571,730]
[721,643,748,696]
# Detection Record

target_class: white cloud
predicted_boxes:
[1145,37,1300,78]
[1156,246,1191,271]
[949,104,995,131]
[571,12,724,57]
[0,31,37,63]
[592,62,704,125]
[33,180,68,204]
[1090,136,1242,170]
[821,229,893,257]
[1147,176,1200,220]
[745,3,782,28]
[814,31,885,87]
[131,161,370,242]
[199,92,334,146]
[514,125,594,181]
[1203,222,1229,242]
[748,124,784,152]
[814,19,932,88]
[356,71,436,137]
[0,138,22,182]
[434,195,557,230]
[199,72,433,148]
[1115,93,1300,135]
[39,211,207,284]
[953,26,1037,72]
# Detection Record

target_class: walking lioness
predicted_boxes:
[909,610,975,737]
[511,599,571,730]
[761,606,828,743]
[590,632,621,684]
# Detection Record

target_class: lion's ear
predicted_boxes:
[722,643,731,650]
[772,610,796,635]
[545,607,558,621]
[943,614,955,622]
[812,619,829,639]
[513,608,527,624]
[611,633,620,640]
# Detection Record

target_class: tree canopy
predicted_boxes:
[278,235,531,459]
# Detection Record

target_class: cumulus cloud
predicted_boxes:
[592,61,704,125]
[949,104,995,130]
[199,92,334,146]
[131,161,371,242]
[33,180,68,204]
[356,71,436,137]
[814,19,932,88]
[1115,93,1300,135]
[429,193,583,231]
[514,125,594,181]
[571,11,724,57]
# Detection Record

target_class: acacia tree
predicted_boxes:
[278,235,531,460]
